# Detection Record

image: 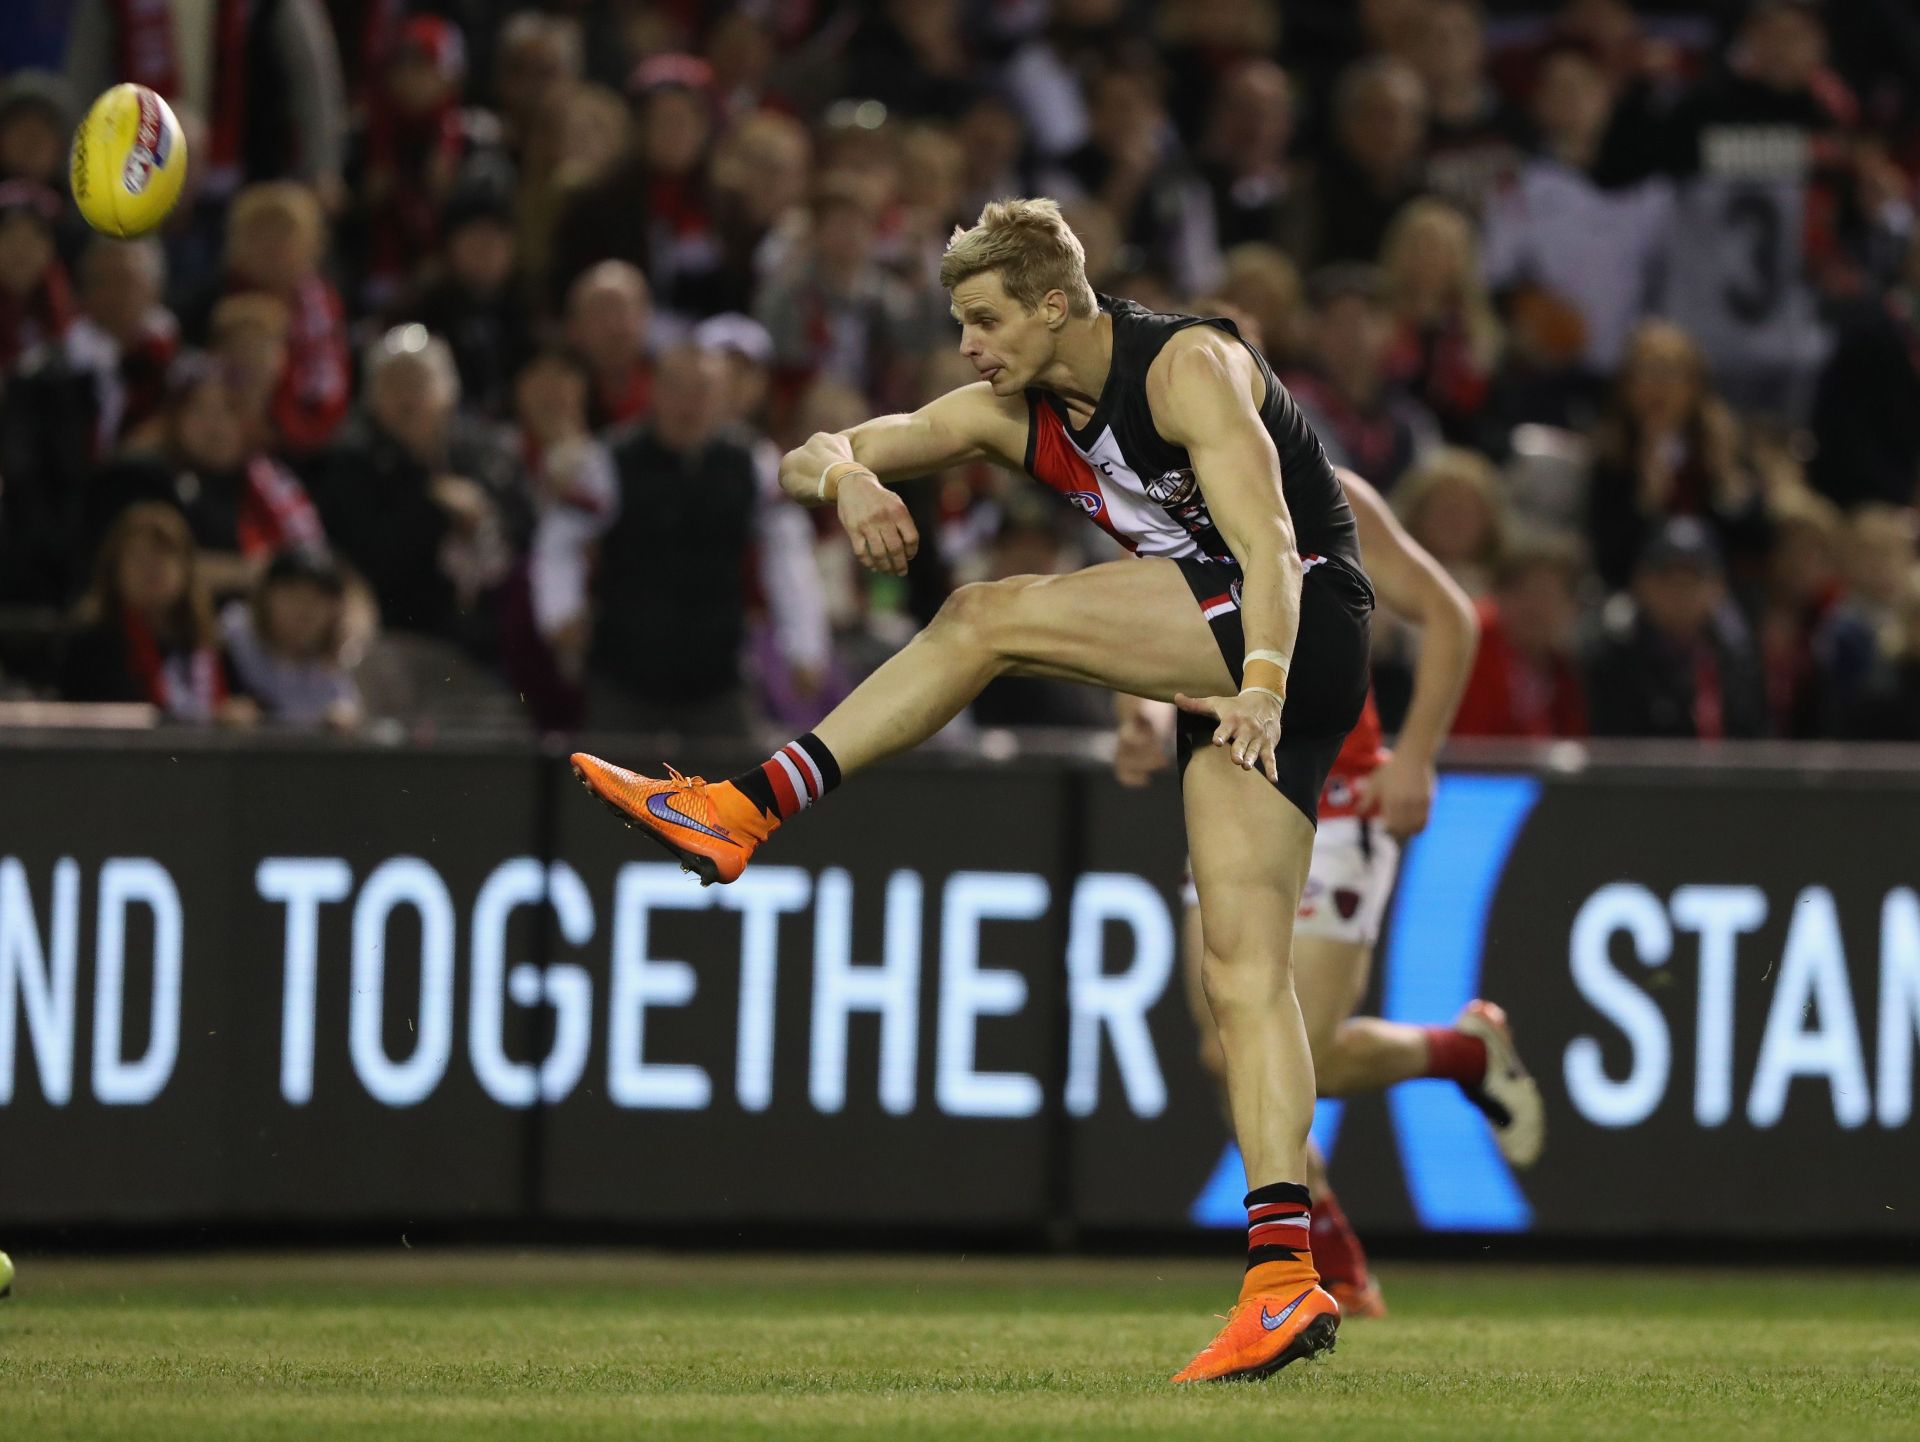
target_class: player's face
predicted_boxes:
[951,272,1055,395]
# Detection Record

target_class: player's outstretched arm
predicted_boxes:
[778,383,1022,576]
[1150,330,1303,783]
[1338,467,1478,838]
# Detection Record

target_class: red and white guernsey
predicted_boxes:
[1319,691,1388,821]
[1020,296,1361,570]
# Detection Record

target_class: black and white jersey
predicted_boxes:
[1021,296,1361,570]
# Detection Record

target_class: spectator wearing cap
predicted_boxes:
[587,345,762,735]
[1197,61,1316,266]
[0,179,71,376]
[548,54,723,317]
[59,500,254,726]
[756,171,924,422]
[308,327,523,649]
[211,182,351,455]
[565,260,654,431]
[91,360,326,600]
[1454,533,1590,738]
[696,312,837,726]
[221,547,362,730]
[408,163,535,421]
[352,13,474,307]
[1283,263,1442,493]
[1585,518,1767,740]
[1309,57,1430,267]
[1586,320,1768,593]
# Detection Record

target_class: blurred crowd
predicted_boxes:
[3,0,1920,744]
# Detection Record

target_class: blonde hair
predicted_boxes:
[1380,198,1501,370]
[939,197,1097,317]
[227,182,324,259]
[1395,446,1511,572]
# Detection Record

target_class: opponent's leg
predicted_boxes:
[574,560,1232,883]
[1171,744,1339,1383]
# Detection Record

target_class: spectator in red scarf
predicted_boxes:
[0,180,71,377]
[220,182,350,455]
[564,260,652,431]
[547,54,722,316]
[92,360,326,599]
[355,13,470,308]
[1454,533,1590,738]
[60,499,255,725]
[1378,198,1501,447]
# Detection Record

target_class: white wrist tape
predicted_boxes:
[1243,648,1291,675]
[1240,685,1285,706]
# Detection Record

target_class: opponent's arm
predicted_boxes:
[1150,330,1302,782]
[1338,467,1478,838]
[779,383,1019,577]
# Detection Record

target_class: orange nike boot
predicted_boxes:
[1170,1284,1341,1383]
[570,753,771,885]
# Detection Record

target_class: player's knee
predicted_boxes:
[1200,945,1287,1017]
[931,577,1033,655]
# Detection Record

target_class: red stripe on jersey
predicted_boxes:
[1025,402,1136,553]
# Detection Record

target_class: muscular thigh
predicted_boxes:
[1182,741,1315,969]
[986,558,1236,699]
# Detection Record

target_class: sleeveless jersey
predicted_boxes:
[1022,296,1361,570]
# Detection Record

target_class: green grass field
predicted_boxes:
[5,1251,1918,1441]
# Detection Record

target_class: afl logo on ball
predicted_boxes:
[1146,468,1197,505]
[1064,490,1103,516]
[122,91,171,195]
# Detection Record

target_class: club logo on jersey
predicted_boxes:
[1145,467,1198,505]
[1229,578,1243,606]
[1063,490,1103,517]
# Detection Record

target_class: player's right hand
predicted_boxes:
[836,469,919,576]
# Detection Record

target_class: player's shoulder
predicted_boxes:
[1143,320,1263,430]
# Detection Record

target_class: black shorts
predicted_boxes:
[1172,553,1374,826]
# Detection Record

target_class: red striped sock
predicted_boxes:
[1423,1026,1488,1085]
[731,732,842,823]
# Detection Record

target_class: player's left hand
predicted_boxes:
[1353,750,1436,840]
[1174,688,1284,784]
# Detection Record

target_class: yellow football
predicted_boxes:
[69,83,188,239]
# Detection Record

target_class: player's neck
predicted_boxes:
[1033,311,1113,425]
